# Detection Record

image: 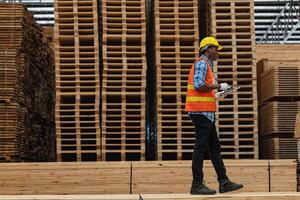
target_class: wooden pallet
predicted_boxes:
[54,0,101,161]
[0,160,295,194]
[154,0,199,160]
[259,101,300,137]
[101,0,147,161]
[261,137,299,159]
[210,0,258,159]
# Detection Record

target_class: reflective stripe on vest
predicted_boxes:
[186,96,215,102]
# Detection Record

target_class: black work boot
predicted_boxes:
[219,180,243,193]
[190,181,216,195]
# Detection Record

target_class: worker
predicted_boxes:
[186,36,243,195]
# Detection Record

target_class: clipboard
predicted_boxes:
[216,86,241,99]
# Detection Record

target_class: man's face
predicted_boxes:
[207,46,218,61]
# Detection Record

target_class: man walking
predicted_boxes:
[186,36,243,195]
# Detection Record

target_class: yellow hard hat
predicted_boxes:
[199,36,223,51]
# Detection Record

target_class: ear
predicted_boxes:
[206,47,212,54]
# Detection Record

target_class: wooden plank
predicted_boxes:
[270,159,297,192]
[1,193,300,200]
[142,193,300,200]
[256,44,300,63]
[0,162,131,195]
[294,113,300,138]
[0,160,295,194]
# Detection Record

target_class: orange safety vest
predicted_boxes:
[185,58,216,112]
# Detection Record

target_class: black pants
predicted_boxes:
[189,114,228,185]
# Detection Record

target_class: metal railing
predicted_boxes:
[0,0,54,25]
[1,0,53,2]
[259,0,300,43]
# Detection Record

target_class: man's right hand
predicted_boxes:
[219,83,231,91]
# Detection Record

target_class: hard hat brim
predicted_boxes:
[200,44,223,51]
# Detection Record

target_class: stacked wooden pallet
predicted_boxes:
[257,45,300,159]
[154,0,199,160]
[0,3,55,161]
[54,0,101,161]
[210,0,258,158]
[101,0,147,161]
[0,160,295,194]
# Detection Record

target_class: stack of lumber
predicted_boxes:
[256,44,300,64]
[0,160,295,194]
[256,44,300,159]
[101,0,147,161]
[259,66,300,104]
[154,0,199,160]
[0,3,55,161]
[262,138,298,159]
[210,0,258,158]
[54,0,101,161]
[259,102,300,137]
[131,160,296,193]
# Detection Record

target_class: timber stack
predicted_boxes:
[0,3,55,161]
[257,44,300,159]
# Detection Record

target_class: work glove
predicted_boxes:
[219,83,231,91]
